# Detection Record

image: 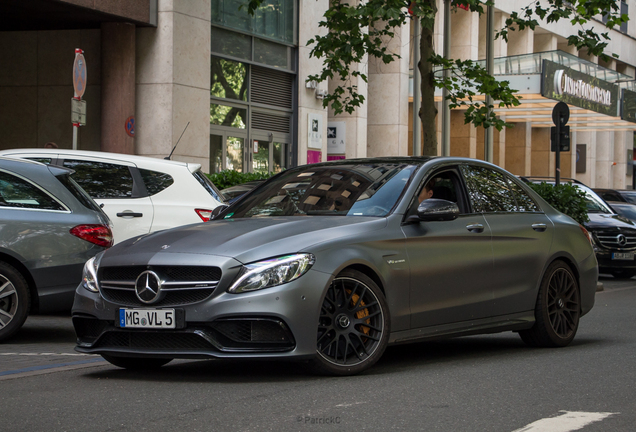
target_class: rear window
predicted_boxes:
[139,168,174,196]
[192,170,224,202]
[0,171,66,211]
[55,173,104,213]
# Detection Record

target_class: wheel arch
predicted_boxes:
[338,263,386,297]
[0,251,38,312]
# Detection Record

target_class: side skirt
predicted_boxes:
[388,311,535,345]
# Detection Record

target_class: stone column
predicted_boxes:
[449,7,479,158]
[101,22,135,154]
[367,21,410,157]
[135,0,211,164]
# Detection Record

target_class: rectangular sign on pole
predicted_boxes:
[71,98,87,126]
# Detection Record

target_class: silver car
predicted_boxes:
[72,157,597,375]
[1,157,113,341]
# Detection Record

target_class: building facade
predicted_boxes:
[1,0,635,188]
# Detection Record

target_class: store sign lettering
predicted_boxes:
[554,69,612,106]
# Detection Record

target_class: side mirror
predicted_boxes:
[416,198,459,222]
[210,205,229,220]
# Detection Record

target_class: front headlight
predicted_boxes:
[228,253,315,294]
[81,256,99,293]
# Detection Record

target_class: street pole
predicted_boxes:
[442,0,451,156]
[484,4,494,163]
[412,17,421,156]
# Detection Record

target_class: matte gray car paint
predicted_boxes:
[73,157,598,361]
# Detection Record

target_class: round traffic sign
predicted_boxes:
[73,51,87,98]
[125,116,135,137]
[552,101,569,125]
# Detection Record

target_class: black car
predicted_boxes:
[593,188,636,204]
[523,177,636,279]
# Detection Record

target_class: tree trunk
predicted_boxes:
[419,0,439,156]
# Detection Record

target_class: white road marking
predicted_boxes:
[512,411,618,432]
[0,352,97,356]
[335,402,366,407]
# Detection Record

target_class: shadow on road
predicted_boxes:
[7,314,76,345]
[80,332,605,384]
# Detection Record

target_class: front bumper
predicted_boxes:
[72,268,332,360]
[595,248,636,272]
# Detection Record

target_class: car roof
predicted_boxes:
[0,148,202,172]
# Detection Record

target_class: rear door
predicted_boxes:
[459,164,554,315]
[59,158,154,243]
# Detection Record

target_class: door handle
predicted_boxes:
[117,212,143,218]
[532,223,547,232]
[466,223,484,233]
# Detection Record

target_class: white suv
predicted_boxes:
[0,149,225,243]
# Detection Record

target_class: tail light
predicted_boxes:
[70,224,113,248]
[579,225,593,244]
[195,208,213,222]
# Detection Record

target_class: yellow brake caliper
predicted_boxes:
[349,291,371,336]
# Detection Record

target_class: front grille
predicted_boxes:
[212,319,294,343]
[594,230,636,250]
[98,265,222,307]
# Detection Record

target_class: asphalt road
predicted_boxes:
[1,276,634,432]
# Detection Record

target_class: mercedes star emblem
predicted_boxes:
[135,270,163,304]
[617,234,628,247]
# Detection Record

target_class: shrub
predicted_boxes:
[206,170,275,190]
[527,182,589,225]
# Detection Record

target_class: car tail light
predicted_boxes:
[70,224,113,248]
[579,225,593,244]
[195,208,213,222]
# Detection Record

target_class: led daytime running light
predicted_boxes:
[228,254,315,293]
[81,256,99,292]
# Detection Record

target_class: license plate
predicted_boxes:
[119,309,176,329]
[612,252,634,260]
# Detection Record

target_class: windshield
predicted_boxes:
[575,184,613,214]
[223,162,417,218]
[621,192,636,204]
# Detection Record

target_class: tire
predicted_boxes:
[310,269,390,376]
[0,261,31,342]
[611,269,636,279]
[519,261,580,348]
[102,354,172,370]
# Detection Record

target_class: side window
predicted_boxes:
[26,157,53,164]
[410,168,466,216]
[62,160,134,198]
[139,169,174,196]
[506,176,540,212]
[460,165,516,213]
[0,171,65,211]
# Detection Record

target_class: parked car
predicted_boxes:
[220,180,264,204]
[593,188,636,204]
[0,157,113,341]
[72,157,597,375]
[606,201,636,224]
[0,149,225,243]
[523,177,636,279]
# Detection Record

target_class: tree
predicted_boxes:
[247,0,628,155]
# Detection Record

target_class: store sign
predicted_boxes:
[327,121,346,155]
[308,113,323,149]
[541,60,619,117]
[621,89,636,123]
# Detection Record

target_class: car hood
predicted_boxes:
[585,213,636,230]
[102,216,387,265]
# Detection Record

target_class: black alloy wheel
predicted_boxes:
[520,261,580,347]
[0,261,30,342]
[102,354,172,370]
[313,269,389,375]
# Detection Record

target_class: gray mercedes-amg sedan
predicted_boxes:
[72,157,598,375]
